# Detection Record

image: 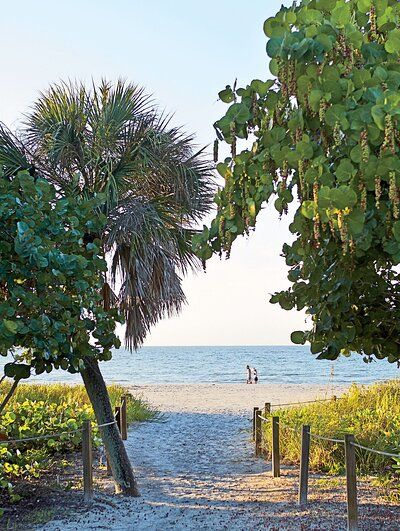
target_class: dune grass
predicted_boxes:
[0,381,157,424]
[261,380,400,483]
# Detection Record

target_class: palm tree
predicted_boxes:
[0,80,213,494]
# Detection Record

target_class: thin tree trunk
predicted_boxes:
[80,357,139,496]
[0,379,19,415]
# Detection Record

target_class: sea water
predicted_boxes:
[1,346,398,385]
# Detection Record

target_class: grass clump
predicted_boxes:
[261,380,400,494]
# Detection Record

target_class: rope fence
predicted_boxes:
[0,395,129,503]
[252,399,400,531]
[270,397,341,409]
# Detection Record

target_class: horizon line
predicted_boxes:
[134,344,308,348]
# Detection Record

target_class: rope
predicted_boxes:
[0,419,118,444]
[97,420,118,429]
[350,442,400,459]
[310,433,344,444]
[257,412,399,451]
[271,397,339,409]
[281,422,301,434]
[0,428,82,444]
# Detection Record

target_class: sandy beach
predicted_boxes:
[39,383,398,531]
[128,382,349,414]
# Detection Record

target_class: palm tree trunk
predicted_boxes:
[80,357,140,496]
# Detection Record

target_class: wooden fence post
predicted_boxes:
[120,396,128,440]
[264,402,271,417]
[272,416,280,478]
[252,407,259,440]
[345,434,358,531]
[298,425,310,505]
[82,420,93,502]
[255,409,262,456]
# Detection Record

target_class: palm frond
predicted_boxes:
[0,124,30,177]
[105,198,190,348]
[24,80,89,179]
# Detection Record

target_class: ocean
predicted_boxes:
[1,345,399,386]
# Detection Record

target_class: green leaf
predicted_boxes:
[308,89,323,112]
[335,159,356,183]
[226,103,252,125]
[331,2,351,29]
[250,79,274,97]
[301,200,316,220]
[296,140,314,159]
[310,341,325,354]
[362,42,387,64]
[3,320,19,334]
[347,209,365,237]
[325,104,349,130]
[385,29,400,54]
[263,17,287,38]
[330,186,357,210]
[4,363,31,380]
[350,145,362,164]
[371,105,386,130]
[318,186,332,209]
[372,66,388,83]
[16,222,30,238]
[316,33,334,52]
[291,330,306,345]
[218,86,234,104]
[302,8,323,24]
[266,37,283,58]
[393,221,400,242]
[352,69,371,89]
[357,0,370,11]
[269,59,279,76]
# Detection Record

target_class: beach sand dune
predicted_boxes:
[40,383,398,530]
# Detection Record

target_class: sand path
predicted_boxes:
[40,384,398,530]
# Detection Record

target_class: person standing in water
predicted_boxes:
[253,367,258,384]
[246,365,252,384]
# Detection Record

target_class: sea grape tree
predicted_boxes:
[194,0,400,363]
[0,171,121,384]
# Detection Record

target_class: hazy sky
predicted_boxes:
[0,0,307,346]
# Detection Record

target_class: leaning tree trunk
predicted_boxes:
[80,357,140,496]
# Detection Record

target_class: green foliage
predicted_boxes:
[262,381,400,496]
[0,382,155,501]
[196,0,400,362]
[0,171,122,379]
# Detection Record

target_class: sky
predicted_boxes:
[0,0,307,346]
